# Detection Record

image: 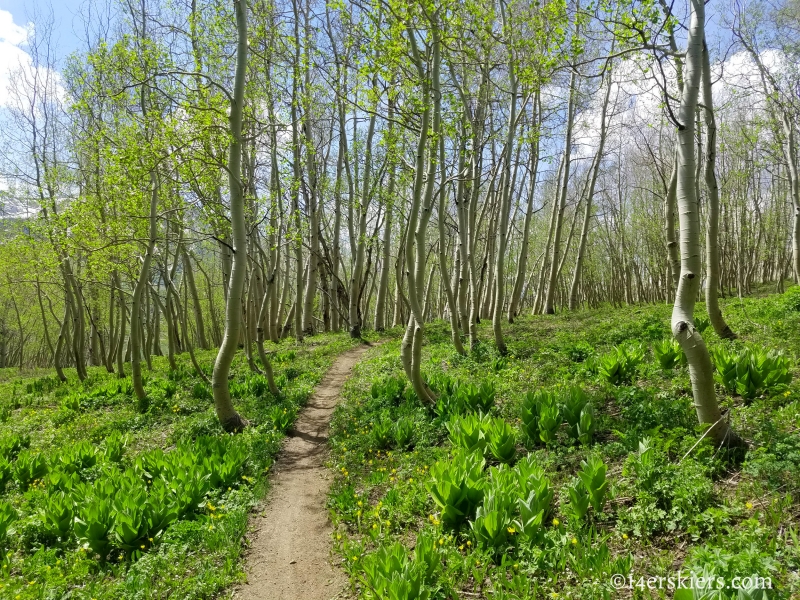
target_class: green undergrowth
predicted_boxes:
[328,291,800,599]
[0,331,373,599]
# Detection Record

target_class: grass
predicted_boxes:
[0,330,373,599]
[327,291,800,599]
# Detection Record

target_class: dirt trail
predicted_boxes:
[234,343,373,600]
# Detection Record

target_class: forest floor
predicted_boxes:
[327,289,800,599]
[0,330,381,599]
[234,342,376,600]
[1,289,798,600]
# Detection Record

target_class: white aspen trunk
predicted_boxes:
[349,106,377,338]
[701,40,736,339]
[400,20,439,403]
[492,8,520,351]
[331,102,346,333]
[569,59,613,310]
[374,193,393,331]
[182,248,209,349]
[509,92,541,322]
[301,0,319,335]
[437,134,465,354]
[211,0,248,432]
[290,1,304,343]
[786,121,800,283]
[374,99,396,332]
[544,58,578,314]
[492,74,518,351]
[535,155,563,315]
[131,174,158,412]
[672,0,743,449]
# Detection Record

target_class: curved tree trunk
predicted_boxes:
[701,39,736,339]
[672,0,744,449]
[400,20,439,404]
[211,0,248,432]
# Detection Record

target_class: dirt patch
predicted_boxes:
[234,343,373,600]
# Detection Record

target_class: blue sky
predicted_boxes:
[0,1,85,108]
[1,0,85,55]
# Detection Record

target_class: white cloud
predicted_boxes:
[0,9,34,108]
[0,10,29,46]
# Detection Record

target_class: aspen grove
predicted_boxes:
[0,0,798,597]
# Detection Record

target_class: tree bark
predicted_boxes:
[131,172,159,412]
[570,58,613,310]
[544,45,578,315]
[672,0,744,449]
[211,0,249,432]
[701,40,736,339]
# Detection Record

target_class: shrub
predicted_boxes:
[43,491,75,541]
[560,387,595,445]
[0,456,12,492]
[711,346,792,399]
[14,450,48,490]
[514,455,552,543]
[694,316,710,334]
[0,500,17,553]
[568,456,608,523]
[0,433,30,459]
[102,431,127,463]
[599,343,644,385]
[620,438,715,537]
[578,455,609,513]
[192,382,212,401]
[58,440,97,474]
[446,413,488,456]
[436,381,495,417]
[653,338,686,370]
[780,285,800,312]
[564,341,594,363]
[485,418,517,463]
[267,405,296,432]
[520,390,561,446]
[75,495,114,558]
[371,377,407,405]
[471,489,514,553]
[61,394,82,411]
[426,449,485,529]
[359,533,439,600]
[111,479,151,559]
[372,417,394,450]
[394,417,415,449]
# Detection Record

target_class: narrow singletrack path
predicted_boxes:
[235,343,374,600]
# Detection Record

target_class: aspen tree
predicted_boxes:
[211,0,249,432]
[672,0,744,448]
